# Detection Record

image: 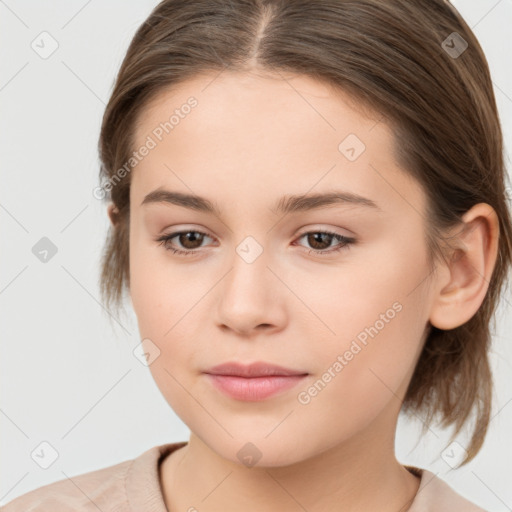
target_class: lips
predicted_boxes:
[203,361,309,401]
[204,361,308,378]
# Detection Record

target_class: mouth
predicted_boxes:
[203,361,308,401]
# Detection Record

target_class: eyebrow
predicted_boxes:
[141,188,382,215]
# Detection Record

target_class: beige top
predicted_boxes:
[0,441,488,511]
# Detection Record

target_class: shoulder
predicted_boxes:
[0,459,131,512]
[0,442,186,512]
[408,467,490,512]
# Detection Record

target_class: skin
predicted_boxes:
[108,70,499,512]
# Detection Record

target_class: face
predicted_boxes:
[128,70,435,466]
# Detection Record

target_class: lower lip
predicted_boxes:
[205,374,307,401]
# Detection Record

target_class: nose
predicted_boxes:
[215,244,287,337]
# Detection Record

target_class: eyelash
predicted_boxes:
[155,229,356,257]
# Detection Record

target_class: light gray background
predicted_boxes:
[1,0,511,509]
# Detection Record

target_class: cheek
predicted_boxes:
[297,238,429,416]
[295,294,427,449]
[129,236,198,336]
[129,238,208,399]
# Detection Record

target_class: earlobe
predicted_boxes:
[429,203,500,330]
[107,203,120,227]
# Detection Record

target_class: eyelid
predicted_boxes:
[158,224,353,243]
[295,224,354,237]
[290,221,359,246]
[156,225,356,257]
[159,228,215,244]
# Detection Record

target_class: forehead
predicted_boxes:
[130,70,425,218]
[135,70,383,148]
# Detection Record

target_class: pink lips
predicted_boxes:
[204,361,308,401]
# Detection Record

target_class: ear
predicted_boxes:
[107,203,120,227]
[429,203,500,330]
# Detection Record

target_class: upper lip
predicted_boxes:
[204,361,308,378]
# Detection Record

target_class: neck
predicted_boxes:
[160,410,421,512]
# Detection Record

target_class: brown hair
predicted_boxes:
[97,0,512,464]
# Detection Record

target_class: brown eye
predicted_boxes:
[176,231,206,249]
[295,230,356,256]
[156,230,214,255]
[306,232,333,250]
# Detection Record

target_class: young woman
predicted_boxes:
[3,0,511,510]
